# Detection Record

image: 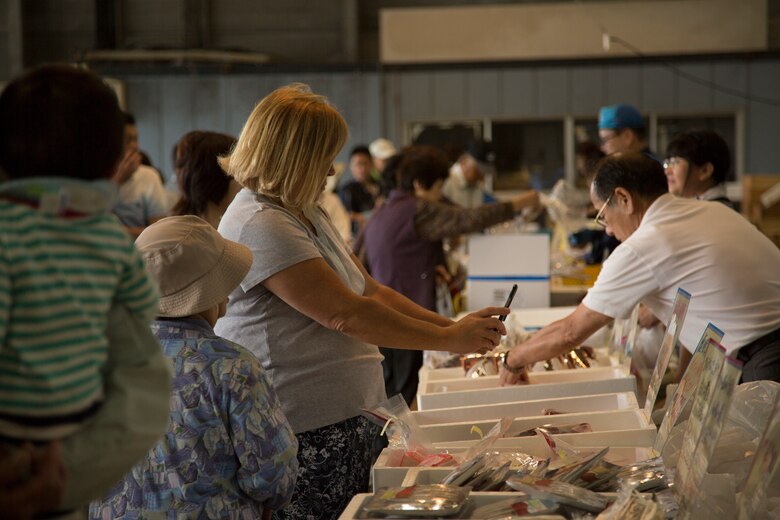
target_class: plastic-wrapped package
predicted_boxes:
[595,483,663,520]
[461,417,514,461]
[469,496,562,518]
[573,458,623,491]
[613,457,668,493]
[653,488,679,519]
[439,449,549,491]
[514,423,593,438]
[361,394,433,455]
[505,476,609,514]
[549,447,609,485]
[361,484,470,517]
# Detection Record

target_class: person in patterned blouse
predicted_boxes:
[90,216,298,519]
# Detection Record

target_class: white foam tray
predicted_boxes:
[417,369,637,411]
[421,367,628,391]
[412,392,638,426]
[421,409,656,448]
[372,443,656,490]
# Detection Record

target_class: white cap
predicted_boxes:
[369,138,396,160]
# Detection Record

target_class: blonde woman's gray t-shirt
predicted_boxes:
[215,190,385,433]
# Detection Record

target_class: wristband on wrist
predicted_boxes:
[500,351,525,374]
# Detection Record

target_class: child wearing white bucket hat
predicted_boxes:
[90,215,299,519]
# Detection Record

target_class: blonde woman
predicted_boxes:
[215,84,509,519]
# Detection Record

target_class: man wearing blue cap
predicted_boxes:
[598,104,658,161]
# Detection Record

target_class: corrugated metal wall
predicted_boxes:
[116,57,780,179]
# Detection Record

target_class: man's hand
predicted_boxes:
[499,362,529,386]
[638,304,661,329]
[112,149,141,185]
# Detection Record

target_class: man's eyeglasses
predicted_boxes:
[594,192,613,228]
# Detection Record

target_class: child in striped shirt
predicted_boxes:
[0,65,170,515]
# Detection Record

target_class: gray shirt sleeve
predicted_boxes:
[236,207,323,293]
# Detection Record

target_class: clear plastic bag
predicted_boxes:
[361,393,433,455]
[361,484,470,517]
[595,483,663,520]
[469,496,561,519]
[505,475,609,514]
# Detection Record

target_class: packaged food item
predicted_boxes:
[469,496,561,518]
[439,450,549,491]
[360,484,470,517]
[514,423,592,437]
[615,457,668,492]
[361,394,432,454]
[441,452,491,486]
[549,447,609,484]
[505,475,609,513]
[417,453,457,467]
[595,483,664,520]
[573,457,623,490]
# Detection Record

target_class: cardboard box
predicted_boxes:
[466,233,551,310]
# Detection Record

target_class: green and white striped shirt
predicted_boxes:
[0,179,158,440]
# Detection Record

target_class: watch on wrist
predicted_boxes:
[500,351,524,374]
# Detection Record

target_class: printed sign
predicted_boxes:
[674,339,727,503]
[653,323,725,453]
[678,357,742,517]
[643,288,692,420]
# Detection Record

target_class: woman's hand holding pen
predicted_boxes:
[447,306,509,355]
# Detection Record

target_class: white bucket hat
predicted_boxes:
[369,138,397,160]
[135,215,252,318]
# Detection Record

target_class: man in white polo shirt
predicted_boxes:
[501,153,780,384]
[112,112,171,237]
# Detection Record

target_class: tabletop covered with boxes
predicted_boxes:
[341,292,780,519]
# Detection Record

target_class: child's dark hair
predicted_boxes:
[0,65,124,180]
[172,131,237,217]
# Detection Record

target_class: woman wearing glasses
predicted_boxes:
[663,130,735,210]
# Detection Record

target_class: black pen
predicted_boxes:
[499,284,518,322]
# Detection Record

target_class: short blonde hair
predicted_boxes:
[219,83,348,209]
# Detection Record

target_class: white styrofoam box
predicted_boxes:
[421,409,656,448]
[417,374,637,410]
[466,233,551,310]
[421,367,631,394]
[400,445,655,486]
[373,435,549,491]
[412,392,639,426]
[371,443,657,490]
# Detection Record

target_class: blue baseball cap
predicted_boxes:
[598,104,644,130]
